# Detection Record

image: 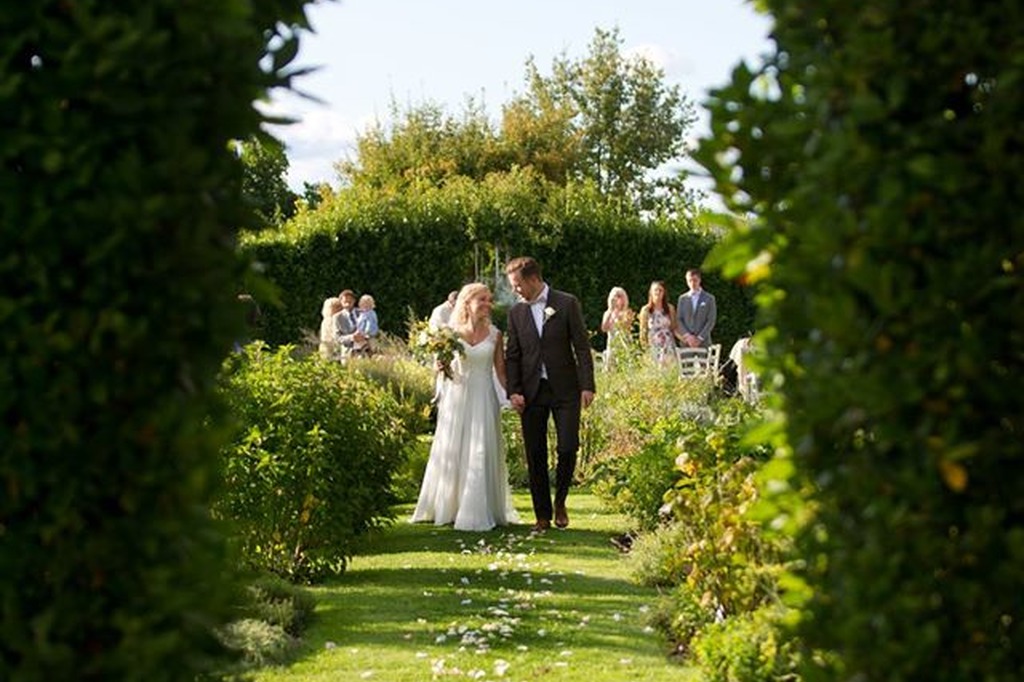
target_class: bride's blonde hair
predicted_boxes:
[451,282,491,335]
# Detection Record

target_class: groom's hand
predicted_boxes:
[510,393,526,413]
[581,390,595,409]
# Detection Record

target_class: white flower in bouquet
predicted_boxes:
[408,319,464,380]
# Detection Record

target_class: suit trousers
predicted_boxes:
[520,378,581,521]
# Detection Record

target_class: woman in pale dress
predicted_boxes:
[318,296,343,359]
[637,280,678,366]
[600,286,635,370]
[411,283,520,531]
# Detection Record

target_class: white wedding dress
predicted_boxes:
[411,326,520,531]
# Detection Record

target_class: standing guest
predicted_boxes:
[352,294,379,355]
[334,289,365,358]
[411,283,520,531]
[675,268,717,349]
[599,286,635,370]
[318,296,343,359]
[427,289,459,405]
[428,290,459,330]
[638,280,678,365]
[504,256,595,532]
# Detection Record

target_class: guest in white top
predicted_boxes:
[428,290,459,330]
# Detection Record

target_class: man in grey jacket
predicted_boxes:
[676,268,717,348]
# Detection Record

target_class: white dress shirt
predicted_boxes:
[529,284,549,336]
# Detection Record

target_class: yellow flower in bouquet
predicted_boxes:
[408,319,464,380]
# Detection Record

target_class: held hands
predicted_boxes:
[509,393,526,414]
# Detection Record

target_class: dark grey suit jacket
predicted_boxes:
[505,288,596,404]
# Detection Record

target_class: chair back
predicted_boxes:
[676,344,722,379]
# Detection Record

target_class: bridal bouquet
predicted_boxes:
[408,319,464,380]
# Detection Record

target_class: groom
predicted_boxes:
[504,257,595,531]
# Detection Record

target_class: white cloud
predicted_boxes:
[625,43,694,80]
[260,98,364,189]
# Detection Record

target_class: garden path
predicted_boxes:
[251,492,697,682]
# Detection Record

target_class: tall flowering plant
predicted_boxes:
[408,319,464,380]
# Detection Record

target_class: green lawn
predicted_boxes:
[251,492,697,681]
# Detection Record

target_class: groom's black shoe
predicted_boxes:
[554,506,569,529]
[532,519,551,532]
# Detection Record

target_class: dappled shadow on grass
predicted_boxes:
[271,493,684,678]
[296,564,665,656]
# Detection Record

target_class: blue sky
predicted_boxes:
[269,0,774,191]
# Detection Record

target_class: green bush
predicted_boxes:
[691,607,800,682]
[629,521,697,587]
[242,575,317,637]
[646,584,715,656]
[1,1,309,679]
[216,344,414,582]
[699,1,1024,679]
[215,574,316,673]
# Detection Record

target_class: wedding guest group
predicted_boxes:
[318,288,377,360]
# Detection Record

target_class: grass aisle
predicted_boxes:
[252,492,697,682]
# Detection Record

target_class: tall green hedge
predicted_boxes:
[698,1,1023,679]
[1,1,310,679]
[242,181,754,351]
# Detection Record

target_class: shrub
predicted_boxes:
[691,607,800,682]
[216,344,414,582]
[242,575,317,637]
[629,521,697,588]
[698,1,1024,678]
[215,574,316,674]
[646,584,715,656]
[1,1,308,678]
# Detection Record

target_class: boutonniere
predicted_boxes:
[543,306,556,323]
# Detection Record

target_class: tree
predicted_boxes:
[511,27,697,212]
[336,27,698,217]
[237,135,299,229]
[338,98,503,189]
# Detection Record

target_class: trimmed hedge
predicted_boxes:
[241,181,754,352]
[1,1,309,679]
[699,1,1024,679]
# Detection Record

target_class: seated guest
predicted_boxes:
[353,294,379,355]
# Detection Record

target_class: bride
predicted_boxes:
[411,282,521,531]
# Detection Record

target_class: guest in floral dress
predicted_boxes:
[637,280,678,366]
